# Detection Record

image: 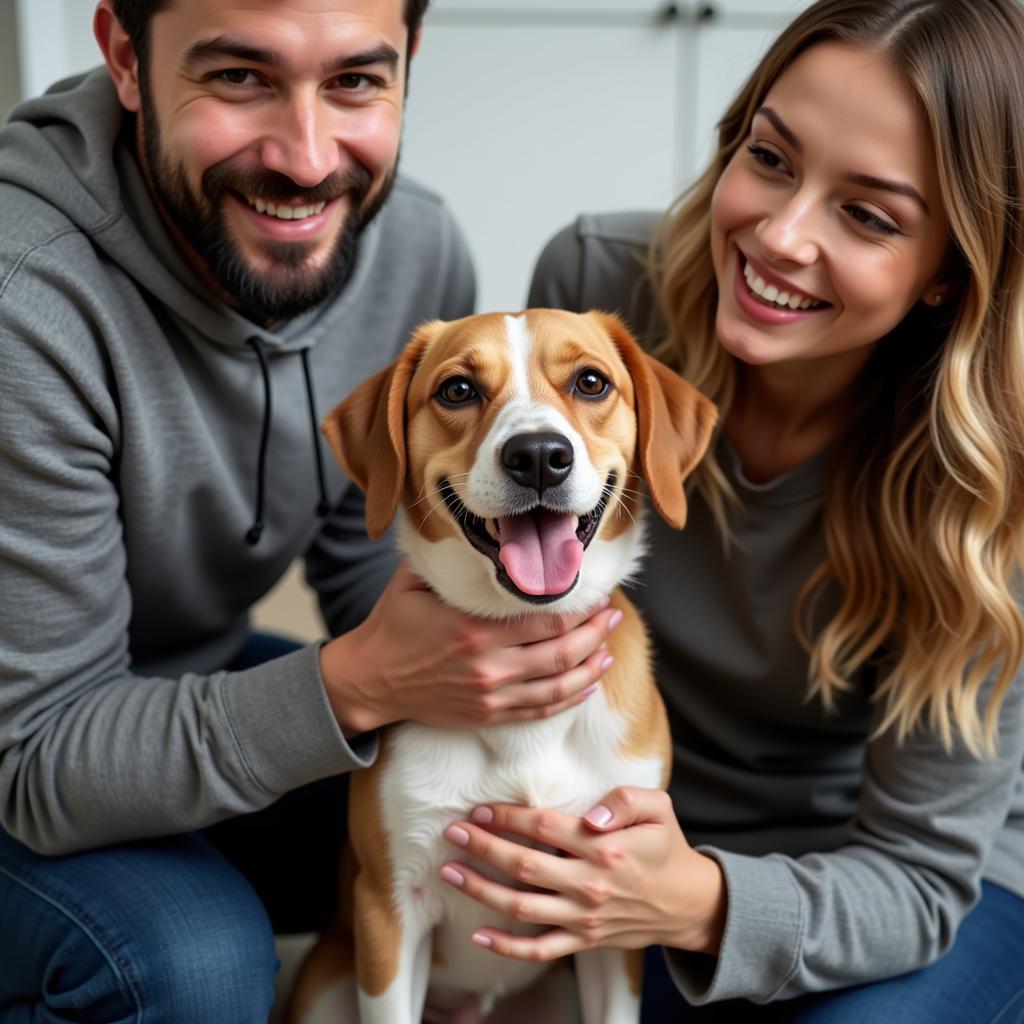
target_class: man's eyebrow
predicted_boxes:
[181,37,400,77]
[753,105,930,215]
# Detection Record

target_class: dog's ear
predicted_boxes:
[590,311,717,529]
[322,321,441,539]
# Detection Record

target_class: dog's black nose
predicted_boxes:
[501,432,574,493]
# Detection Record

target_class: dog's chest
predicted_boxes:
[377,701,663,915]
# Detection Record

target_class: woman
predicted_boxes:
[438,0,1024,1019]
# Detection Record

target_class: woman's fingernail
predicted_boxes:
[441,865,465,887]
[608,610,624,631]
[446,825,470,846]
[472,932,493,947]
[585,805,613,827]
[583,683,598,697]
[471,806,494,825]
[599,595,612,609]
[601,654,615,672]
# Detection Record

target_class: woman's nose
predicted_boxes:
[755,194,821,266]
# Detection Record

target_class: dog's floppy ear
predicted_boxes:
[590,311,717,529]
[322,321,441,539]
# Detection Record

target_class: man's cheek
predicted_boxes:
[344,106,404,174]
[168,115,256,177]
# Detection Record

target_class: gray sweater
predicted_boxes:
[529,213,1024,1004]
[0,71,474,855]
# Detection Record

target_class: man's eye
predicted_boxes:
[574,369,610,399]
[215,69,259,87]
[437,377,478,406]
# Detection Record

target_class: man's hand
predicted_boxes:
[437,788,727,960]
[319,561,621,734]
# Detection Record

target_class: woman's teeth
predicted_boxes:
[244,195,327,221]
[742,260,823,310]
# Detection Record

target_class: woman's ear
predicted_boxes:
[322,321,442,539]
[921,282,953,308]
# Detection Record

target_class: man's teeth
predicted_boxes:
[244,195,327,221]
[742,260,822,310]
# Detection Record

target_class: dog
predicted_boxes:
[286,309,716,1024]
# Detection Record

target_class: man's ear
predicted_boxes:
[589,311,717,529]
[322,321,441,539]
[94,1,142,112]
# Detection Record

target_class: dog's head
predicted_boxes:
[324,309,716,617]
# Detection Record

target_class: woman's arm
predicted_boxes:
[439,669,1024,1003]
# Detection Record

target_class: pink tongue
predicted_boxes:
[497,511,583,596]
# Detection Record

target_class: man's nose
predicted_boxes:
[258,89,342,188]
[755,194,821,266]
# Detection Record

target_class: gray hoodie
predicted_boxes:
[0,69,474,855]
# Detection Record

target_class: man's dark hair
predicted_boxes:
[111,0,431,69]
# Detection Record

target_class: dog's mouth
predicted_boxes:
[438,475,615,604]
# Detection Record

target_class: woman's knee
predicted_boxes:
[0,828,278,1023]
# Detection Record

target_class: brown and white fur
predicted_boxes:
[286,309,716,1024]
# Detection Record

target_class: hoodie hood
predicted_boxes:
[0,68,379,353]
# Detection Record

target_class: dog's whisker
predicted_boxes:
[407,490,439,510]
[419,494,453,529]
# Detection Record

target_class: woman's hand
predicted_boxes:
[320,562,621,735]
[440,787,727,960]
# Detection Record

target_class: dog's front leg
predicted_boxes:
[353,872,432,1024]
[574,948,644,1024]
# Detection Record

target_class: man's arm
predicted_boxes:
[0,294,368,855]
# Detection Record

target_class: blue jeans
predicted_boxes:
[639,881,1024,1023]
[0,633,347,1024]
[2,634,1023,1022]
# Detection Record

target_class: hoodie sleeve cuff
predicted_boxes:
[663,847,804,1004]
[220,642,378,794]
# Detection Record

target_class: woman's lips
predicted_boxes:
[733,251,831,325]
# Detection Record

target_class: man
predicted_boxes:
[0,2,618,1019]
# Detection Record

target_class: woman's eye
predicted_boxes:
[746,143,786,172]
[437,377,478,406]
[845,205,902,236]
[574,369,610,399]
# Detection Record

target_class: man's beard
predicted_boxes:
[138,88,396,326]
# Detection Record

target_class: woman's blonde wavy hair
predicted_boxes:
[651,0,1024,757]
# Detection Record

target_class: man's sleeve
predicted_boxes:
[664,674,1024,1003]
[0,270,374,857]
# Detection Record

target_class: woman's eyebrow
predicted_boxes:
[843,171,930,215]
[753,105,930,215]
[755,106,801,151]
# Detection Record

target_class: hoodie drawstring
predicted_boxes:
[245,337,330,545]
[246,337,272,545]
[300,348,331,519]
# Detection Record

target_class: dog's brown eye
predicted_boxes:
[437,376,478,406]
[574,369,610,399]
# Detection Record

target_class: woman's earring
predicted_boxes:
[933,293,944,304]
